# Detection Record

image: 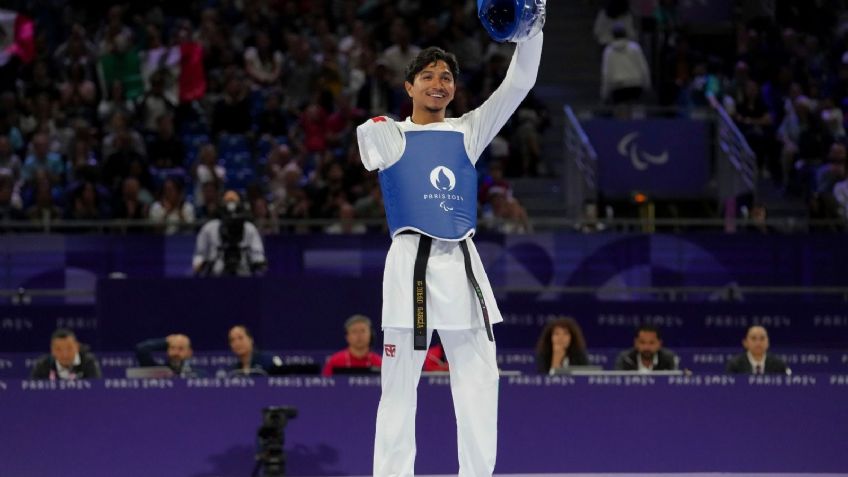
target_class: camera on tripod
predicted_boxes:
[219,201,248,276]
[254,406,298,477]
[194,191,268,277]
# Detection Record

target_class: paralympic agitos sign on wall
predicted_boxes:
[583,118,712,199]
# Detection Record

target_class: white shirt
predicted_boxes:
[637,353,659,373]
[548,356,570,375]
[747,352,766,374]
[149,201,196,235]
[356,33,543,329]
[55,353,81,380]
[601,39,651,99]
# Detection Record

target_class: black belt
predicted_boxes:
[411,233,494,350]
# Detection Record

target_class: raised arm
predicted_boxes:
[135,337,167,367]
[463,32,544,162]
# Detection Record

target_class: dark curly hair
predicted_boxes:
[534,318,588,373]
[404,47,460,84]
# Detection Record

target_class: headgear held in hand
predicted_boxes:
[478,0,546,43]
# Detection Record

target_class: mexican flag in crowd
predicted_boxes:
[137,42,207,103]
[99,41,206,103]
[0,9,35,66]
[98,47,145,100]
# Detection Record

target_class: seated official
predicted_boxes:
[135,334,200,378]
[227,325,279,375]
[535,318,589,374]
[322,314,382,376]
[193,190,267,277]
[31,328,102,380]
[726,325,789,375]
[614,324,679,372]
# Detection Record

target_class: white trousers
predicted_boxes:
[373,327,499,477]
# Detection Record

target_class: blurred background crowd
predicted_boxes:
[0,0,546,235]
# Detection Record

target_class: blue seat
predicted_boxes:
[182,133,210,149]
[218,134,250,155]
[181,134,210,167]
[256,135,289,165]
[249,90,267,119]
[220,151,253,169]
[151,168,190,192]
[227,167,257,190]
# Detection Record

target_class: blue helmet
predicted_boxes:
[478,0,546,43]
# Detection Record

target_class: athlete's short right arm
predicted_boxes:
[356,116,405,171]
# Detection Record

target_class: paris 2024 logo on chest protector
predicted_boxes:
[425,166,465,212]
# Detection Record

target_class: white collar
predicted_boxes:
[55,353,82,379]
[637,352,659,372]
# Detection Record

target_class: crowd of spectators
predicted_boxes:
[0,0,542,235]
[595,0,848,225]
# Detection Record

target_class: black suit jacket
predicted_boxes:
[726,353,788,375]
[30,351,102,379]
[614,348,679,371]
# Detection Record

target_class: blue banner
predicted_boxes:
[583,119,711,198]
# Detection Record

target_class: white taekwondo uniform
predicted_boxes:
[356,31,543,477]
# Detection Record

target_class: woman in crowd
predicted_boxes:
[227,325,276,375]
[535,317,589,374]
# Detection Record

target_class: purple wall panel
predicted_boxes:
[2,283,847,352]
[0,377,846,476]
[2,233,847,295]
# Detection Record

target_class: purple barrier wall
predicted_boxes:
[0,305,97,350]
[1,376,846,476]
[2,233,847,299]
[3,348,848,379]
[2,233,847,351]
[98,278,848,350]
[1,278,846,351]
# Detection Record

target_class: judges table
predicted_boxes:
[2,374,846,477]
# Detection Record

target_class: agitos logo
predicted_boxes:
[617,132,669,171]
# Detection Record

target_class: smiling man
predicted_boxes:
[356,3,545,476]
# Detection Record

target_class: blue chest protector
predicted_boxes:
[379,130,478,240]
